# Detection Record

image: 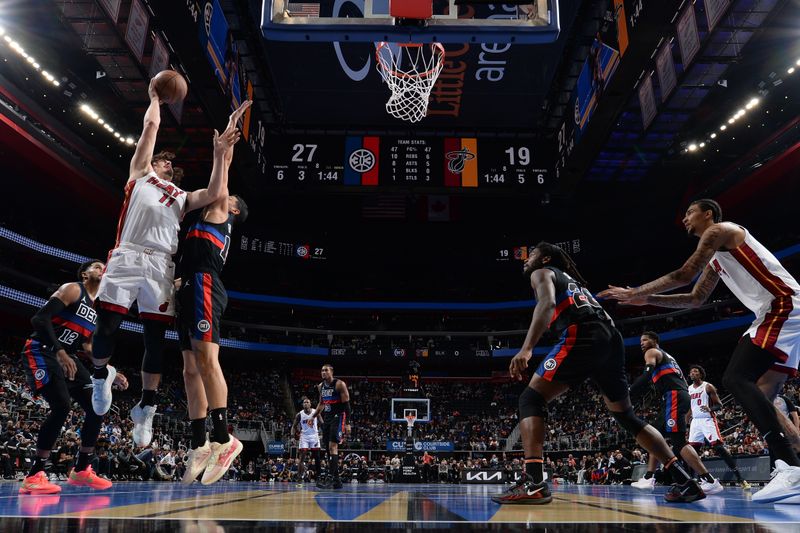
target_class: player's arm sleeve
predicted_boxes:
[628,366,654,401]
[30,298,67,352]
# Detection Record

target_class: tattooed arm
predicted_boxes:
[643,265,721,309]
[599,224,727,302]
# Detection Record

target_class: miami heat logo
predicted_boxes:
[446,148,475,173]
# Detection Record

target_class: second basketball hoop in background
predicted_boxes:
[375,42,445,123]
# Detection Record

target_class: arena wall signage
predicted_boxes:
[386,441,454,452]
[267,442,286,455]
[461,469,507,483]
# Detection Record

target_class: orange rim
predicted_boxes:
[376,42,445,80]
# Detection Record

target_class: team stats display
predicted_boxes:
[263,135,553,188]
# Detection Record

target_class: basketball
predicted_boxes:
[152,70,187,104]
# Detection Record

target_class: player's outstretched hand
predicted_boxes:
[213,126,241,155]
[227,100,252,129]
[509,351,531,381]
[597,285,633,300]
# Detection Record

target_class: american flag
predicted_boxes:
[287,3,321,17]
[362,195,407,220]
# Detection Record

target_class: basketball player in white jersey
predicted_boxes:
[290,397,323,482]
[775,392,800,431]
[90,78,245,448]
[686,365,749,488]
[600,199,800,503]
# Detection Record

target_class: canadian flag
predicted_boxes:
[426,195,450,222]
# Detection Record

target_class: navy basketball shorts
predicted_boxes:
[534,321,629,402]
[177,272,228,349]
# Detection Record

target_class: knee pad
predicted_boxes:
[142,320,168,374]
[519,387,547,420]
[611,408,647,437]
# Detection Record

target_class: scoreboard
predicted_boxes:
[261,135,554,189]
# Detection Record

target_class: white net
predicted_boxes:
[376,42,445,123]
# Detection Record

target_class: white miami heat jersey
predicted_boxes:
[709,227,800,319]
[299,410,318,438]
[688,381,711,419]
[114,172,187,254]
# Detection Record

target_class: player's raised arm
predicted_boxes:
[185,124,241,213]
[129,80,162,182]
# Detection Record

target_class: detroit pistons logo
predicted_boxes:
[446,148,475,173]
[197,320,211,333]
[34,369,46,381]
[543,359,557,371]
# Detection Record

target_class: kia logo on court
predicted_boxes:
[465,471,503,482]
[446,148,475,173]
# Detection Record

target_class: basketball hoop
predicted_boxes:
[376,42,445,123]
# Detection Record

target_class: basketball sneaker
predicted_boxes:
[67,466,113,490]
[201,435,242,485]
[491,474,552,505]
[130,403,157,447]
[752,460,800,504]
[182,441,213,484]
[19,471,61,495]
[332,478,343,489]
[631,476,656,490]
[91,365,117,415]
[699,477,724,495]
[316,475,332,489]
[664,479,705,503]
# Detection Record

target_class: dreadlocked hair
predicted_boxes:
[534,241,589,287]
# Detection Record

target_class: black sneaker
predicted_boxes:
[491,479,552,505]
[664,479,706,503]
[316,477,333,490]
[332,479,343,489]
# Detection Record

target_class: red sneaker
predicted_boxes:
[19,471,61,495]
[67,466,113,490]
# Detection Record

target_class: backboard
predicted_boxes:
[391,398,431,423]
[262,0,560,44]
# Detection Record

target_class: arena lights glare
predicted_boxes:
[1,32,61,87]
[79,104,136,146]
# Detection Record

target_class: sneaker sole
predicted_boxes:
[491,495,553,505]
[752,492,800,504]
[19,487,61,495]
[201,440,243,486]
[182,462,211,485]
[664,493,706,503]
[66,479,111,490]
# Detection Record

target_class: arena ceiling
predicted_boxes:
[0,0,798,297]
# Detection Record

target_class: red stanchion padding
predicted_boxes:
[390,0,433,19]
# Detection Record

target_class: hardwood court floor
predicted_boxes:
[1,480,798,531]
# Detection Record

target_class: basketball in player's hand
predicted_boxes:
[152,70,188,104]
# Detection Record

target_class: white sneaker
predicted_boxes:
[752,460,800,504]
[130,403,157,447]
[182,441,213,484]
[700,478,724,495]
[631,476,656,490]
[201,435,243,485]
[91,365,116,415]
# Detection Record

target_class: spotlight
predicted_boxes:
[688,143,698,151]
[699,142,705,148]
[728,118,735,124]
[710,133,717,139]
[789,67,796,74]
[748,97,759,107]
[720,125,727,131]
[125,137,135,145]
